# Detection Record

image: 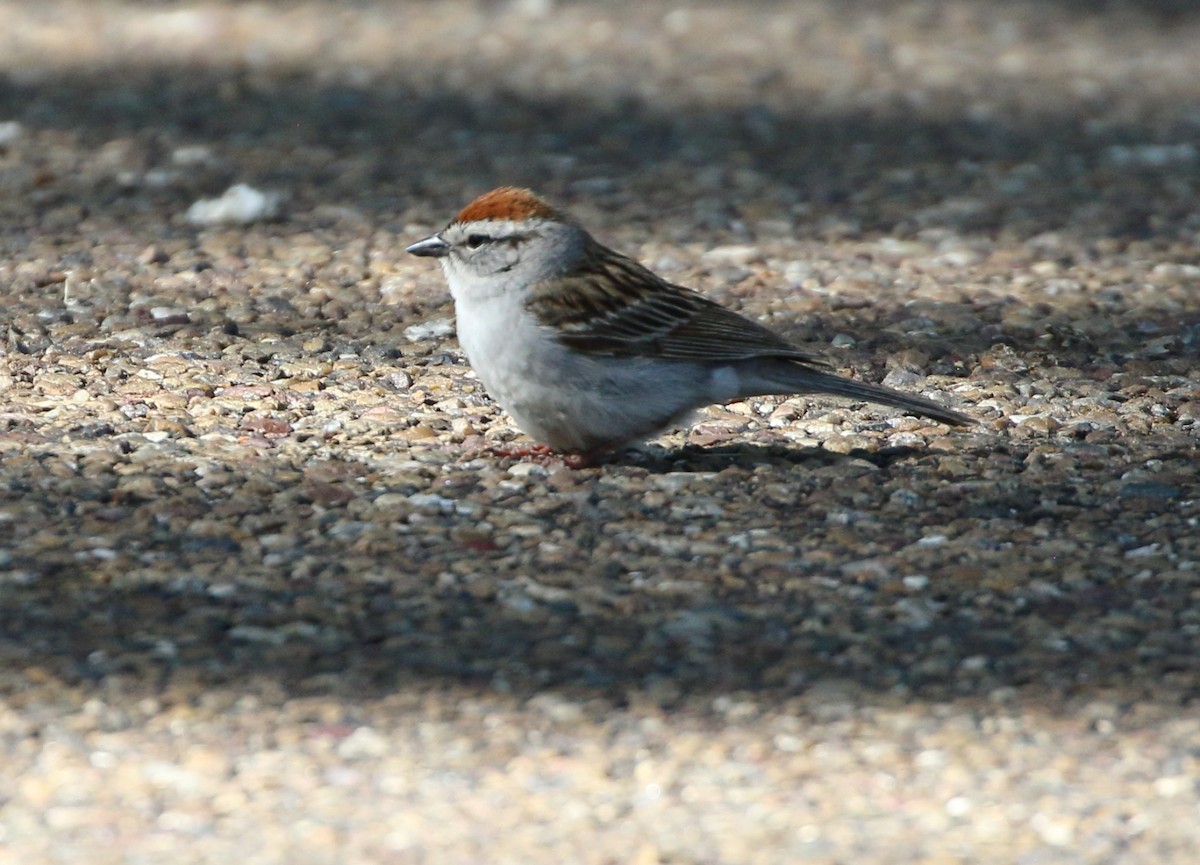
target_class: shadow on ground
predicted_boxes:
[2,62,1199,243]
[1,430,1196,710]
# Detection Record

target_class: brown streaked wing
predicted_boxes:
[526,242,828,366]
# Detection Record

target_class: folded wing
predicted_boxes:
[526,241,829,367]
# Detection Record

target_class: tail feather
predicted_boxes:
[765,365,973,427]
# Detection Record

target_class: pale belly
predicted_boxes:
[454,297,718,453]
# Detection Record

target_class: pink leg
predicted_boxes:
[562,451,605,469]
[487,442,607,468]
[488,442,558,459]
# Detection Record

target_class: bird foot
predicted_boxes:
[561,451,604,469]
[488,442,557,459]
[487,442,604,469]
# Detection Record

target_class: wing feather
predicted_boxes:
[526,241,828,367]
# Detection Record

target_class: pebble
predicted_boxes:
[149,306,190,324]
[186,183,281,225]
[0,119,24,145]
[403,318,455,342]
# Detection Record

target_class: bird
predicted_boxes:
[407,187,970,463]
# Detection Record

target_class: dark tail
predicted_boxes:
[768,365,973,427]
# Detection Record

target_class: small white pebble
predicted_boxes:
[403,318,455,342]
[1031,813,1076,847]
[1153,776,1193,798]
[1124,544,1160,559]
[915,749,946,768]
[511,0,554,16]
[774,733,803,752]
[945,796,972,817]
[89,750,118,770]
[0,120,23,146]
[336,726,389,760]
[171,145,215,166]
[701,244,761,265]
[150,306,190,324]
[186,183,280,225]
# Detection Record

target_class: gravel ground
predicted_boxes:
[1,2,1199,863]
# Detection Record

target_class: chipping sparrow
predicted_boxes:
[408,187,970,460]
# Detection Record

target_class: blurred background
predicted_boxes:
[2,0,1198,243]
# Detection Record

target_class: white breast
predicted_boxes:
[452,294,713,451]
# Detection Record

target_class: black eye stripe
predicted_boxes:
[461,231,529,251]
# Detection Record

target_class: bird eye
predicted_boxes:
[465,234,488,249]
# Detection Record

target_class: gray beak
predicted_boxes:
[406,234,450,258]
